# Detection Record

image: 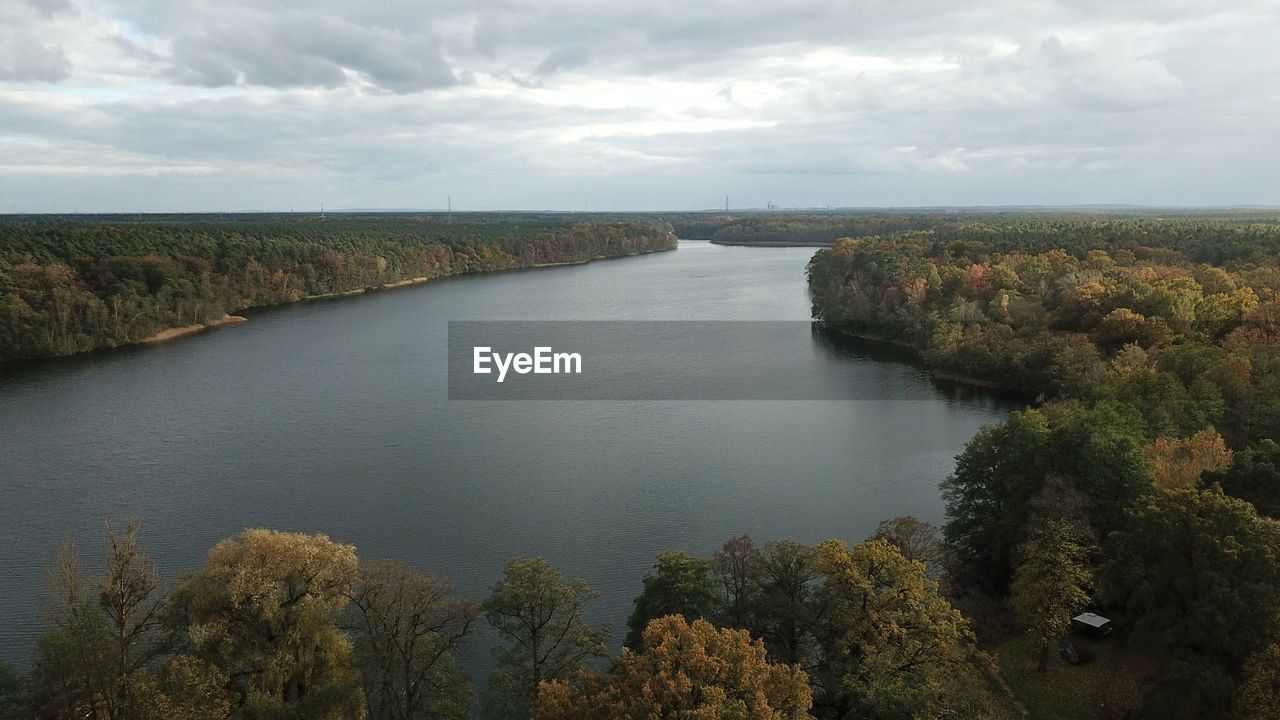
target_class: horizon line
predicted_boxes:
[3,204,1280,217]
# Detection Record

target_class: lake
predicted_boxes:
[0,240,1017,667]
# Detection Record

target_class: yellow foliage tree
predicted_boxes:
[170,529,364,720]
[124,655,234,720]
[534,615,814,720]
[811,539,1002,719]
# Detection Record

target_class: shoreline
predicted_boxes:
[533,258,594,268]
[131,245,672,351]
[830,329,918,350]
[534,251,651,268]
[303,276,433,301]
[822,325,1023,393]
[140,315,248,344]
[710,240,834,247]
[927,370,1015,390]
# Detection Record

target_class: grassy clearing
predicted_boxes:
[995,632,1150,720]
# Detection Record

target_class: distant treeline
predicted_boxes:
[0,216,675,361]
[810,215,1280,718]
[701,214,958,244]
[687,211,1280,247]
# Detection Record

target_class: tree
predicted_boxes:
[535,615,814,720]
[22,524,232,720]
[1145,428,1233,490]
[123,655,234,720]
[1047,334,1107,397]
[29,536,115,720]
[625,550,721,650]
[811,540,996,720]
[868,516,948,584]
[942,409,1051,593]
[347,559,477,720]
[482,557,609,719]
[1106,488,1280,718]
[98,518,166,699]
[0,661,23,720]
[1206,439,1280,517]
[1103,368,1224,439]
[1203,354,1254,445]
[1009,519,1094,672]
[168,529,364,720]
[1093,308,1170,351]
[713,535,763,630]
[753,541,819,667]
[1235,641,1280,720]
[28,614,113,720]
[1041,401,1151,543]
[943,403,1149,594]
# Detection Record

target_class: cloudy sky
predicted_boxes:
[1,0,1277,212]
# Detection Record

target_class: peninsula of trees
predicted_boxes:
[0,215,675,362]
[809,215,1280,718]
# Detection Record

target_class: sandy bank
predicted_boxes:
[142,315,247,343]
[382,276,430,288]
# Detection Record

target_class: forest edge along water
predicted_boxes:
[13,211,1280,718]
[0,236,1017,676]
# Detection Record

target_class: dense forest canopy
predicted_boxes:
[807,216,1280,397]
[6,211,1275,365]
[0,215,675,361]
[810,215,1280,719]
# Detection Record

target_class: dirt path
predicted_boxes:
[989,664,1031,718]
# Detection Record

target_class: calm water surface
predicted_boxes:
[0,240,1017,666]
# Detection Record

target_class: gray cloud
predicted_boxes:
[534,46,589,76]
[107,33,162,62]
[0,0,1276,210]
[25,0,76,17]
[157,11,457,91]
[472,16,506,59]
[0,31,71,82]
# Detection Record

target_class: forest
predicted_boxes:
[809,215,1280,719]
[0,215,675,362]
[0,519,1006,720]
[657,208,1280,247]
[9,212,1280,719]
